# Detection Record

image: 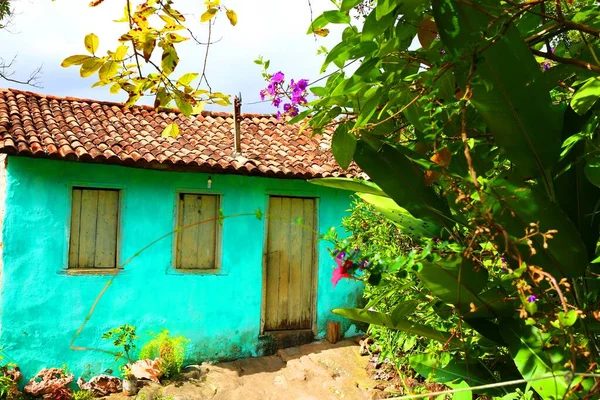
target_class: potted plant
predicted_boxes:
[120,365,137,396]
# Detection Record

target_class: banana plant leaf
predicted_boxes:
[409,354,504,396]
[308,177,388,197]
[433,0,562,198]
[554,109,600,260]
[499,320,578,399]
[418,257,516,319]
[488,175,589,279]
[332,307,461,346]
[357,193,440,242]
[354,140,458,238]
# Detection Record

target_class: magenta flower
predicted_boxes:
[272,97,281,107]
[271,71,285,84]
[296,79,308,91]
[527,295,537,303]
[259,90,266,101]
[266,82,276,96]
[331,266,350,287]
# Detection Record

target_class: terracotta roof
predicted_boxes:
[0,88,360,179]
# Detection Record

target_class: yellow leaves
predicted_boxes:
[162,123,180,138]
[424,147,452,186]
[99,61,119,83]
[161,45,179,76]
[142,36,157,62]
[113,45,128,62]
[109,83,121,94]
[61,55,92,67]
[313,28,330,37]
[166,32,188,44]
[191,101,206,115]
[80,58,105,77]
[88,0,105,6]
[205,0,220,6]
[177,73,198,86]
[84,33,99,55]
[226,9,237,26]
[201,8,217,22]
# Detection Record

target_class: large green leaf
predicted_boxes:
[571,77,600,116]
[357,193,440,242]
[308,177,387,197]
[332,308,460,346]
[354,140,456,236]
[417,257,514,319]
[500,320,573,399]
[433,0,562,197]
[331,123,357,170]
[409,354,502,395]
[488,175,589,278]
[554,109,600,260]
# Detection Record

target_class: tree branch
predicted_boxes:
[532,49,600,73]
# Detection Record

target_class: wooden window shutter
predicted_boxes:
[176,193,219,270]
[69,188,120,269]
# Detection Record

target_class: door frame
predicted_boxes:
[260,194,319,336]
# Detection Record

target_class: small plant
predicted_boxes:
[71,390,95,400]
[102,324,138,363]
[139,330,189,378]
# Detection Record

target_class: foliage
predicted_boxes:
[102,324,138,363]
[139,330,188,378]
[300,0,600,398]
[61,0,235,137]
[0,0,9,28]
[71,390,95,400]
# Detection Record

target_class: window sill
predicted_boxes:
[167,268,227,276]
[61,268,125,276]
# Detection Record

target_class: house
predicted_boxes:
[0,88,363,379]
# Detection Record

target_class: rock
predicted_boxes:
[23,368,74,398]
[77,375,122,396]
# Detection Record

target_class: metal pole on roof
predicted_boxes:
[233,94,242,155]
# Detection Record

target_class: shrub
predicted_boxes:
[71,390,95,400]
[139,330,189,378]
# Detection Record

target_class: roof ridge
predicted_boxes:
[0,87,279,120]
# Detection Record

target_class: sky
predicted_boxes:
[0,0,347,114]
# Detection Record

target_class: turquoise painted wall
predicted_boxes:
[0,157,362,380]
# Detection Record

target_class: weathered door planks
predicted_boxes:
[176,193,219,269]
[69,188,119,269]
[264,196,316,331]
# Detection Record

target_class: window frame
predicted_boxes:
[66,185,123,275]
[172,190,222,273]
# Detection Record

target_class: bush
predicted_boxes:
[71,390,95,400]
[139,330,189,378]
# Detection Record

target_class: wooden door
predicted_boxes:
[264,196,316,331]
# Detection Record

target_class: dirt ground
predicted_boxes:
[103,338,383,400]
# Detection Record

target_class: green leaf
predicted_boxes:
[571,77,600,116]
[308,177,387,197]
[174,95,193,117]
[488,175,589,279]
[557,310,578,327]
[357,193,440,242]
[409,354,498,392]
[354,140,456,235]
[61,55,92,67]
[340,0,362,11]
[177,72,198,86]
[80,58,105,78]
[201,8,217,22]
[331,123,357,169]
[84,33,99,54]
[226,9,237,26]
[162,123,180,138]
[417,257,508,319]
[500,320,572,399]
[322,10,350,24]
[332,308,460,345]
[362,8,397,41]
[433,0,562,197]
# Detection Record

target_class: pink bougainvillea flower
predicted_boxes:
[331,265,351,287]
[272,97,281,108]
[271,71,285,83]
